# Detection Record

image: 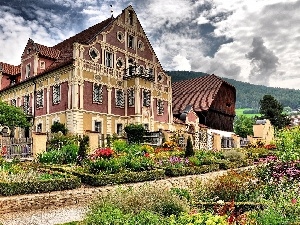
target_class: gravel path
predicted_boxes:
[0,205,87,225]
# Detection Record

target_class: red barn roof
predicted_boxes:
[172,74,235,114]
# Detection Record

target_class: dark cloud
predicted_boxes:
[246,36,279,86]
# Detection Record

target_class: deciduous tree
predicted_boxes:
[234,115,254,138]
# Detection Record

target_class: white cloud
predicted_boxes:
[172,54,191,71]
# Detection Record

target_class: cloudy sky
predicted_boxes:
[0,0,299,89]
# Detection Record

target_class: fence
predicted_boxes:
[0,137,33,159]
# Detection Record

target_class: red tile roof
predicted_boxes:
[40,17,114,73]
[35,43,60,59]
[0,62,20,75]
[172,74,234,114]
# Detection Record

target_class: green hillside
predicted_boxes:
[167,71,300,109]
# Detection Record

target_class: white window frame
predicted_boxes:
[128,34,135,49]
[25,63,31,78]
[116,123,123,136]
[52,84,61,104]
[105,51,113,68]
[94,121,102,133]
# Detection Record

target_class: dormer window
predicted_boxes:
[25,64,31,78]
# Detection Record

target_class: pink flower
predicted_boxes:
[292,198,297,204]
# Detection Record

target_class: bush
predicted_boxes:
[38,143,79,164]
[124,124,145,144]
[77,135,89,165]
[164,164,219,177]
[51,121,68,135]
[47,133,78,151]
[223,150,246,162]
[185,136,194,157]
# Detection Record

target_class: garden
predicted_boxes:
[1,124,300,224]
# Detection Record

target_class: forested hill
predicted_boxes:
[167,71,300,109]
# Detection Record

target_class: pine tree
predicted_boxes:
[185,136,194,157]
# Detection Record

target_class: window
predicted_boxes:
[93,84,103,103]
[52,84,60,104]
[36,89,44,108]
[89,47,100,61]
[128,35,135,49]
[25,64,31,78]
[105,51,113,68]
[143,90,151,107]
[23,95,30,115]
[40,61,45,70]
[139,65,145,75]
[117,124,123,136]
[127,88,135,107]
[137,40,144,51]
[37,123,42,132]
[128,10,133,25]
[116,89,124,107]
[11,99,16,107]
[147,68,153,77]
[94,121,102,133]
[144,123,149,131]
[157,99,164,115]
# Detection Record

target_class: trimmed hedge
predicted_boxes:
[164,164,220,177]
[0,173,81,196]
[72,169,165,186]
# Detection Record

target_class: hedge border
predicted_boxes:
[0,170,81,196]
[164,164,220,177]
[71,169,166,186]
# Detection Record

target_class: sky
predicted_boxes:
[0,0,299,89]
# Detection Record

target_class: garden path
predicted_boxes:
[0,166,254,225]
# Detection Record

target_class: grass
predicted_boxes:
[236,108,261,118]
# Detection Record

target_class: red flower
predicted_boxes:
[144,152,150,157]
[90,147,114,159]
[292,198,297,204]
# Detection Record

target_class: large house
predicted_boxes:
[0,5,237,152]
[0,6,173,138]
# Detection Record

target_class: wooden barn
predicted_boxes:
[172,74,236,132]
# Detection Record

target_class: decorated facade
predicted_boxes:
[0,6,173,137]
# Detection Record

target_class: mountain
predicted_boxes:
[167,71,300,109]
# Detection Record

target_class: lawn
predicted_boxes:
[235,108,261,118]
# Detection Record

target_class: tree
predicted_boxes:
[0,101,31,136]
[259,95,290,129]
[51,121,68,135]
[234,115,255,138]
[185,136,194,157]
[124,124,145,144]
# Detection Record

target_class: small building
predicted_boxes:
[247,119,274,145]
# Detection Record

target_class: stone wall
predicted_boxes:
[0,169,230,214]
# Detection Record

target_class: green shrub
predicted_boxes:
[124,124,145,144]
[51,121,68,135]
[87,158,122,175]
[77,135,89,165]
[38,143,79,164]
[223,149,246,162]
[47,133,78,151]
[112,140,128,153]
[185,136,194,157]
